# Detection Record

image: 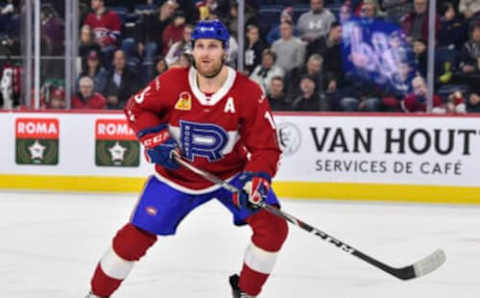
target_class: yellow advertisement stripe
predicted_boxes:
[0,175,146,193]
[272,181,480,204]
[0,175,479,204]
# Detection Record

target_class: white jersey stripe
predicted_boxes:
[188,66,236,106]
[99,247,135,280]
[243,242,279,274]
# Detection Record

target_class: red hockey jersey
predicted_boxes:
[125,66,281,193]
[84,10,121,48]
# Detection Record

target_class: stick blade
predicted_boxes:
[412,249,446,278]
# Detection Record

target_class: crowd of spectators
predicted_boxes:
[2,0,480,114]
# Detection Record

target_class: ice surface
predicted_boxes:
[0,191,479,298]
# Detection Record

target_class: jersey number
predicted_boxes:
[134,86,151,104]
[180,120,228,162]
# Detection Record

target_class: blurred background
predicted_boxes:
[1,0,480,114]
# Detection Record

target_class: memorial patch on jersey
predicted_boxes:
[175,91,192,111]
[180,120,228,162]
[95,119,140,167]
[15,118,59,165]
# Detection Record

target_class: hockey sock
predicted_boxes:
[91,223,157,297]
[239,209,288,296]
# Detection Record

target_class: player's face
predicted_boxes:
[192,39,225,78]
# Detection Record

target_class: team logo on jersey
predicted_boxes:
[277,122,302,156]
[180,120,228,162]
[95,119,140,167]
[175,91,192,111]
[15,118,59,165]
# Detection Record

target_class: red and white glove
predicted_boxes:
[232,172,271,210]
[139,124,180,170]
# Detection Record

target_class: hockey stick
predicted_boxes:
[173,154,446,281]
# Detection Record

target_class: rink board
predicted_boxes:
[0,111,479,204]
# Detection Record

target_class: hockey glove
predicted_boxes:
[140,125,180,170]
[232,172,271,211]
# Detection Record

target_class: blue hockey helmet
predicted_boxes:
[191,19,230,49]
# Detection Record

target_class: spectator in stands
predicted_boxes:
[250,49,285,94]
[438,2,468,50]
[413,38,427,77]
[291,75,329,111]
[162,10,186,56]
[359,0,384,19]
[0,0,15,35]
[339,3,352,23]
[401,0,440,44]
[466,90,480,112]
[153,55,168,77]
[459,23,480,75]
[401,76,445,113]
[271,20,306,73]
[1,0,14,16]
[296,0,336,43]
[83,0,122,66]
[40,4,64,56]
[445,91,467,114]
[382,0,412,23]
[72,76,107,109]
[137,0,178,79]
[225,36,239,67]
[285,54,325,100]
[224,2,257,38]
[170,52,192,69]
[244,24,266,75]
[266,7,300,45]
[306,22,343,96]
[77,50,108,94]
[165,24,193,66]
[459,0,480,21]
[267,76,291,111]
[46,87,66,110]
[104,50,141,109]
[79,25,102,62]
[337,79,383,112]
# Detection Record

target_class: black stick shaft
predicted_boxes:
[173,154,424,280]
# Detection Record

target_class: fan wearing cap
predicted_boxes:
[266,7,300,45]
[86,20,288,298]
[77,50,108,94]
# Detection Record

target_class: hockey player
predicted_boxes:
[86,20,288,298]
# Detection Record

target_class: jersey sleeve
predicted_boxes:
[239,82,282,178]
[108,11,122,43]
[124,74,171,138]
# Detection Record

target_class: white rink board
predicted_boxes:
[0,112,153,177]
[0,112,479,187]
[275,114,480,187]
